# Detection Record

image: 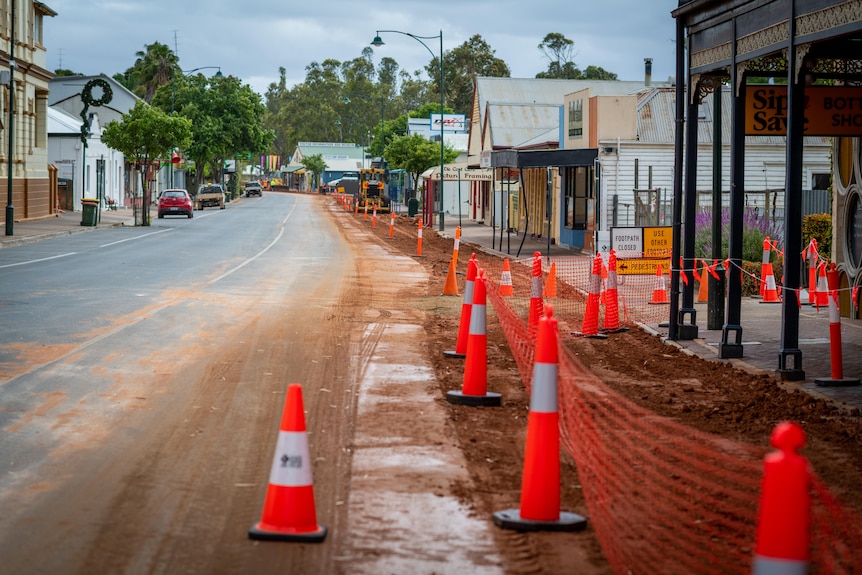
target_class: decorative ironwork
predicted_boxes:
[797,0,862,38]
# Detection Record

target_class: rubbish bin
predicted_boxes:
[407,198,419,217]
[81,198,99,227]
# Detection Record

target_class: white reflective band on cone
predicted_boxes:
[418,228,423,238]
[468,303,487,336]
[530,363,558,413]
[268,431,313,487]
[589,272,602,294]
[531,276,542,298]
[462,281,474,305]
[752,556,807,575]
[608,270,618,290]
[766,276,777,290]
[454,238,460,251]
[501,271,512,284]
[829,293,840,323]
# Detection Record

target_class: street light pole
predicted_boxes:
[371,29,445,230]
[5,0,15,235]
[170,66,222,187]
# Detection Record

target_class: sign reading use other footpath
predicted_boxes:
[611,226,672,275]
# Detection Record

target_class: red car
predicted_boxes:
[158,189,193,218]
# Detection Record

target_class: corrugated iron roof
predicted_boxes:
[486,103,560,148]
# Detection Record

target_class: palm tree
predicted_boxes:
[132,42,179,102]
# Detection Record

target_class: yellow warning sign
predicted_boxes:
[643,227,672,258]
[616,258,671,276]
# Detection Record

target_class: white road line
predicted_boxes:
[209,201,298,284]
[100,228,172,247]
[0,252,77,269]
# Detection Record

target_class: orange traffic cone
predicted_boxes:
[815,262,828,309]
[499,258,514,296]
[697,260,709,303]
[249,384,327,542]
[573,253,606,338]
[494,305,587,532]
[445,254,477,358]
[442,258,459,296]
[752,422,809,573]
[648,263,669,305]
[543,261,557,298]
[602,249,627,333]
[528,252,544,334]
[760,260,781,303]
[447,269,502,406]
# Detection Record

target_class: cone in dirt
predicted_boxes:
[543,261,557,298]
[602,249,627,333]
[752,422,809,574]
[494,305,587,532]
[499,258,514,296]
[572,253,606,338]
[444,254,477,358]
[249,384,327,542]
[447,269,502,406]
[648,263,669,305]
[528,252,544,334]
[442,258,459,296]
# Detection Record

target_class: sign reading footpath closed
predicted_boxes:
[746,86,862,136]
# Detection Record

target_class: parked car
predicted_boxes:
[195,184,225,210]
[244,181,263,197]
[158,189,193,218]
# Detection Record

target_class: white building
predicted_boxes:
[47,107,125,211]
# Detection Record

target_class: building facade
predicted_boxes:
[0,1,56,225]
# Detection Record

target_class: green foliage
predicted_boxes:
[385,134,459,188]
[116,42,179,102]
[803,213,832,261]
[535,33,617,80]
[153,72,273,190]
[431,34,510,115]
[693,208,780,263]
[300,154,328,190]
[101,101,192,225]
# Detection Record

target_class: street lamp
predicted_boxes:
[5,0,16,235]
[371,29,445,230]
[342,94,385,163]
[170,66,222,187]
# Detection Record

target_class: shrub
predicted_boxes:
[693,207,781,263]
[802,213,832,261]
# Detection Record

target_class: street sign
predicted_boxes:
[617,258,671,276]
[610,227,643,259]
[643,226,672,258]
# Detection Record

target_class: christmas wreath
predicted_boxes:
[81,78,113,107]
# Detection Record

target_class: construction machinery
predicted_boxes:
[358,166,390,212]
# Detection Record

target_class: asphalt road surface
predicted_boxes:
[0,193,361,573]
[0,192,506,575]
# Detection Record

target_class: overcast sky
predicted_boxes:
[44,0,680,98]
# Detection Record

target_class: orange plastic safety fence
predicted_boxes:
[479,253,862,574]
[481,256,672,331]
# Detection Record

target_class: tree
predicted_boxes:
[385,133,459,190]
[429,34,510,115]
[300,154,328,192]
[117,42,179,102]
[153,72,273,191]
[53,69,80,77]
[535,33,619,81]
[101,101,192,226]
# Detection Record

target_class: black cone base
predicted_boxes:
[248,523,328,543]
[446,390,502,407]
[814,377,861,387]
[443,350,466,358]
[492,509,587,532]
